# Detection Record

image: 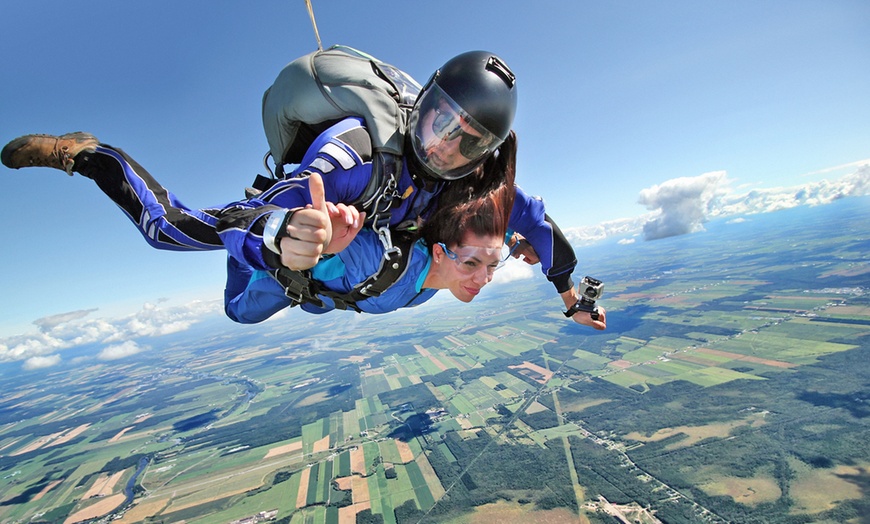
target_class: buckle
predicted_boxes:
[275,269,324,307]
[369,173,399,229]
[377,226,403,270]
[282,281,306,304]
[358,283,382,298]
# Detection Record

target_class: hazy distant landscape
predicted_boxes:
[1,196,868,524]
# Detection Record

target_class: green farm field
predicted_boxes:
[2,199,869,523]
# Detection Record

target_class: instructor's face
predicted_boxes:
[417,102,487,172]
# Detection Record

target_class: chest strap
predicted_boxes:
[273,229,418,313]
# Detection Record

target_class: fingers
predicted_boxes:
[345,210,365,237]
[276,175,360,269]
[343,204,361,228]
[285,208,330,241]
[279,234,323,270]
[571,306,607,331]
[308,172,328,213]
[328,202,362,228]
[324,211,366,254]
[283,174,332,251]
[512,240,540,265]
[591,307,607,330]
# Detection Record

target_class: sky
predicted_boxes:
[1,1,868,359]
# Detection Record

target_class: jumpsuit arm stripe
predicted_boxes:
[543,213,577,293]
[509,187,577,294]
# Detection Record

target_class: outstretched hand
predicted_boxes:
[279,173,364,270]
[560,286,607,331]
[571,306,607,331]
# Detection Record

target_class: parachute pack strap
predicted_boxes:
[262,151,275,179]
[313,291,361,313]
[369,61,422,109]
[308,50,346,115]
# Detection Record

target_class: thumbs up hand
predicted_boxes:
[307,172,365,254]
[279,173,364,270]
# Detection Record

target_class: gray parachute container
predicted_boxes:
[262,45,421,169]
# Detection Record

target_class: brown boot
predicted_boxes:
[1,132,99,176]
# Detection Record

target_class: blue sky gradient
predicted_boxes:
[1,1,868,337]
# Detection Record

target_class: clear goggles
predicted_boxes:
[438,242,517,276]
[410,84,503,180]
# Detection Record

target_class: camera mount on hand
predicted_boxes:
[564,276,604,321]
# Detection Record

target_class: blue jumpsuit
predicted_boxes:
[225,229,438,323]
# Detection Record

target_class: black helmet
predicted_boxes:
[408,51,517,181]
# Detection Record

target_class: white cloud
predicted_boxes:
[800,158,870,178]
[563,163,870,245]
[638,171,729,240]
[98,340,143,360]
[0,299,223,366]
[713,164,870,218]
[33,309,98,333]
[23,354,61,370]
[564,215,651,245]
[0,332,66,362]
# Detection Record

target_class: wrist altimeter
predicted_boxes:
[262,208,299,255]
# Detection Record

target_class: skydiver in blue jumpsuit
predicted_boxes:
[0,50,606,330]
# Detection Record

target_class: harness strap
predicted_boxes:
[346,229,416,301]
[273,229,418,313]
[361,151,403,233]
[272,268,327,309]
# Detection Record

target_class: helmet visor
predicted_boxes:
[410,84,503,180]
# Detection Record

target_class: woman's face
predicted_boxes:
[433,232,504,303]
